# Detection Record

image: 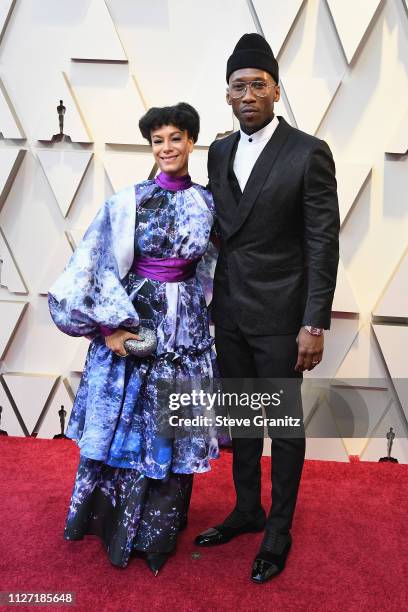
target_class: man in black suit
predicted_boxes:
[194,34,340,583]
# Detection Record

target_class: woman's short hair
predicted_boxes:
[139,102,200,143]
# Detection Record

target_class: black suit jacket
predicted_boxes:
[209,115,340,335]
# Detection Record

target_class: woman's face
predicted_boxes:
[151,124,194,177]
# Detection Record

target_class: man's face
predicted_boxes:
[226,68,280,134]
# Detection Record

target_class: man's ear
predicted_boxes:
[226,91,232,106]
[274,86,281,103]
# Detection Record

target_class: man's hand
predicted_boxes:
[295,327,324,372]
[104,329,142,357]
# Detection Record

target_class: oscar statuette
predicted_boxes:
[53,405,68,439]
[379,427,398,463]
[0,406,8,436]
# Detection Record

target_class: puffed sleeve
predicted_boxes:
[47,197,140,337]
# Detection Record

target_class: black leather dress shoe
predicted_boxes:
[194,514,266,547]
[251,531,292,584]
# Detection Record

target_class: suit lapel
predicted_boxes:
[218,131,240,212]
[227,138,242,205]
[226,116,292,240]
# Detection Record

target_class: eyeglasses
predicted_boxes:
[228,80,276,99]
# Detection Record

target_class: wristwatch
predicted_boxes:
[304,325,324,336]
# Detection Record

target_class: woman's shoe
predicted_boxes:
[145,552,170,576]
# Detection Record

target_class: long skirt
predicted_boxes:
[62,271,219,568]
[64,456,193,568]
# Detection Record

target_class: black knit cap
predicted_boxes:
[226,33,279,84]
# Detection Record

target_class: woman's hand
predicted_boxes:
[104,329,143,357]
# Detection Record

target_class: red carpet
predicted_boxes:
[1,437,407,612]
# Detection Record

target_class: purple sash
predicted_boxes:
[131,256,200,282]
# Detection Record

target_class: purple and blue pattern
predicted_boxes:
[48,179,220,477]
[48,177,220,567]
[64,456,193,567]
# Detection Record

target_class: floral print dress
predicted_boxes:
[49,175,219,567]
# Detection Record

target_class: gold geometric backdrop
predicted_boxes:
[0,0,407,462]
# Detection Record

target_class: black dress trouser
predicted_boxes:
[214,324,306,534]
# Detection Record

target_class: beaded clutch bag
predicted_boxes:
[123,327,157,358]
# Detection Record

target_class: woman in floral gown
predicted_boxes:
[48,102,219,575]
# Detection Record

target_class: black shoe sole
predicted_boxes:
[195,524,266,547]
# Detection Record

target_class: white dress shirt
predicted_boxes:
[233,114,280,192]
